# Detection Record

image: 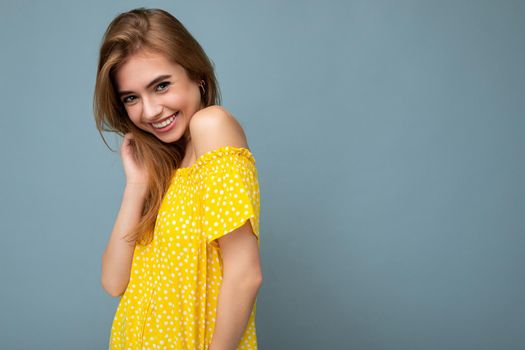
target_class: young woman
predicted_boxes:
[93,8,262,349]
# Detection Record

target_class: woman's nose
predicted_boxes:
[142,96,163,121]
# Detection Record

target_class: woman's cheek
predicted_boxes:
[168,90,185,103]
[127,107,141,123]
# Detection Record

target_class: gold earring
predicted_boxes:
[199,80,206,94]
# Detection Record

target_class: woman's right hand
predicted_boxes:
[121,132,149,190]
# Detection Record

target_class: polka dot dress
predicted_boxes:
[109,146,261,349]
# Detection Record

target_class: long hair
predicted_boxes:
[93,7,221,245]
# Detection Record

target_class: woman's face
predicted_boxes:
[115,49,203,143]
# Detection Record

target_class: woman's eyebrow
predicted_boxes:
[118,74,172,97]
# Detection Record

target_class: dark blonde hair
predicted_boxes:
[93,7,221,245]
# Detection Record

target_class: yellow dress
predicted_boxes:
[109,145,261,349]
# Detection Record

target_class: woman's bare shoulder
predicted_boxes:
[190,106,249,158]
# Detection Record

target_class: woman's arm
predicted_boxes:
[208,221,263,350]
[209,278,261,350]
[190,106,263,348]
[101,184,146,297]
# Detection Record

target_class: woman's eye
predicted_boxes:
[123,96,135,104]
[156,82,170,91]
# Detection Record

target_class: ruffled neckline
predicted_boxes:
[173,145,255,176]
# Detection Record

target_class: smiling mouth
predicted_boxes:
[151,111,179,129]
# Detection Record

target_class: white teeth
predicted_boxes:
[152,113,177,129]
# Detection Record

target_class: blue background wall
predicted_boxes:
[1,0,523,349]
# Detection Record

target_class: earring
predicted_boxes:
[199,80,206,95]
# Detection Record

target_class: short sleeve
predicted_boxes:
[197,146,261,249]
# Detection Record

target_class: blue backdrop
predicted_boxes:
[0,0,523,349]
